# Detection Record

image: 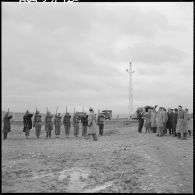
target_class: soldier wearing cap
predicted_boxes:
[63,112,71,137]
[81,113,88,138]
[33,110,42,139]
[97,112,105,136]
[171,108,178,136]
[45,111,53,138]
[3,111,13,140]
[23,110,33,139]
[54,113,62,138]
[176,105,186,139]
[73,113,80,137]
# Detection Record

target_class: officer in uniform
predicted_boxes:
[63,113,71,137]
[45,111,53,138]
[33,110,42,139]
[97,112,105,136]
[54,113,62,138]
[3,111,13,140]
[23,110,33,139]
[81,113,88,138]
[73,113,80,137]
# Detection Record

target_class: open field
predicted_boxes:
[2,122,193,193]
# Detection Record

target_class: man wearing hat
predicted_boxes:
[23,110,33,139]
[176,105,186,139]
[81,113,88,138]
[87,108,98,141]
[171,108,178,137]
[33,110,42,139]
[3,111,13,140]
[45,111,53,138]
[54,113,62,138]
[63,112,71,137]
[73,113,80,137]
[97,112,105,136]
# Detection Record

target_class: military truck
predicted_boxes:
[102,110,112,120]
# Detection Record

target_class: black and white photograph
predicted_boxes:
[2,1,193,193]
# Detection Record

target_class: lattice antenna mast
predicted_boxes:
[126,61,135,118]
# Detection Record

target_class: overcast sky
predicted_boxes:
[2,2,193,114]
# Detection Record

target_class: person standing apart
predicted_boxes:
[73,113,80,137]
[23,110,33,139]
[97,113,105,136]
[88,108,98,141]
[176,105,186,139]
[33,110,42,139]
[63,113,71,137]
[54,113,62,138]
[81,113,88,138]
[3,111,13,140]
[45,111,53,138]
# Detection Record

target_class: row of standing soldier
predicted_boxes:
[3,108,105,140]
[137,105,193,139]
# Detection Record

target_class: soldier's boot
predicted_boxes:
[188,130,191,136]
[177,133,181,139]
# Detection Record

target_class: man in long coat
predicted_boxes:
[54,113,62,138]
[176,105,186,139]
[3,112,13,140]
[81,113,88,138]
[73,113,80,137]
[150,108,157,133]
[33,110,42,139]
[87,108,97,141]
[171,108,178,137]
[156,107,165,136]
[137,108,144,133]
[97,113,105,136]
[63,113,71,137]
[166,108,174,135]
[45,111,53,138]
[184,108,191,138]
[23,110,33,139]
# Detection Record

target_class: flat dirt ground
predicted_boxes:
[2,123,193,193]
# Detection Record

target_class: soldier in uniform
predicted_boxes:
[45,111,53,138]
[73,113,80,137]
[54,113,62,138]
[97,112,105,136]
[176,105,186,139]
[33,110,42,139]
[3,111,13,140]
[63,113,71,137]
[136,108,144,133]
[23,110,33,139]
[171,108,178,137]
[81,113,88,138]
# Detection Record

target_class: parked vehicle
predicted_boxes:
[102,110,112,120]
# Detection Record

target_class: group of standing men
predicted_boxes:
[137,105,193,140]
[3,108,106,141]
